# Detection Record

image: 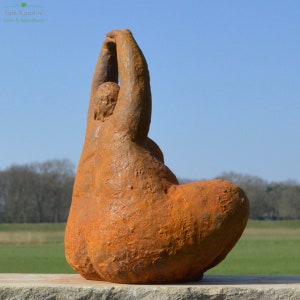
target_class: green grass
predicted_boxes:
[206,235,300,275]
[0,244,74,273]
[0,223,73,273]
[206,220,300,275]
[0,221,299,275]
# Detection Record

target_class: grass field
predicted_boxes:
[207,220,300,275]
[0,221,299,275]
[0,223,73,274]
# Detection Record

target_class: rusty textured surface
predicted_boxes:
[65,29,249,284]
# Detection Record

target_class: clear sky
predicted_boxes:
[1,1,299,182]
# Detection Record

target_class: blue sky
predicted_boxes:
[1,1,299,182]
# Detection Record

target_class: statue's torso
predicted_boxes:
[94,130,175,203]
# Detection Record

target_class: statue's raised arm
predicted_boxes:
[107,29,152,143]
[87,37,118,123]
[91,37,118,97]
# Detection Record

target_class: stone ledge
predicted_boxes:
[0,274,299,299]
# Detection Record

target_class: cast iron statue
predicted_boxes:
[65,29,249,283]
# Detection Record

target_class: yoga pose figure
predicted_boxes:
[65,30,249,283]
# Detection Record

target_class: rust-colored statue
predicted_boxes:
[65,29,249,284]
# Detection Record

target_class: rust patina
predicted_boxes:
[65,29,249,284]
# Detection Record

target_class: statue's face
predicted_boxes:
[93,82,120,121]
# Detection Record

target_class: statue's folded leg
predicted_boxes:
[168,179,249,275]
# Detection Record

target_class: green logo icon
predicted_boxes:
[4,2,43,8]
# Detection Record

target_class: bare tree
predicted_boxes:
[0,159,75,223]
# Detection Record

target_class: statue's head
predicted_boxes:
[93,82,120,121]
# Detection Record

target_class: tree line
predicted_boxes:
[0,159,299,223]
[220,172,300,220]
[0,159,74,223]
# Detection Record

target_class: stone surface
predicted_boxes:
[0,274,299,300]
[65,29,249,283]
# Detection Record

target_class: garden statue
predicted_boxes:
[65,29,249,283]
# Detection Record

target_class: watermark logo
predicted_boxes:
[2,2,45,23]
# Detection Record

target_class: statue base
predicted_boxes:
[0,274,299,299]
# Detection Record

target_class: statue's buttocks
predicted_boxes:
[65,29,249,284]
